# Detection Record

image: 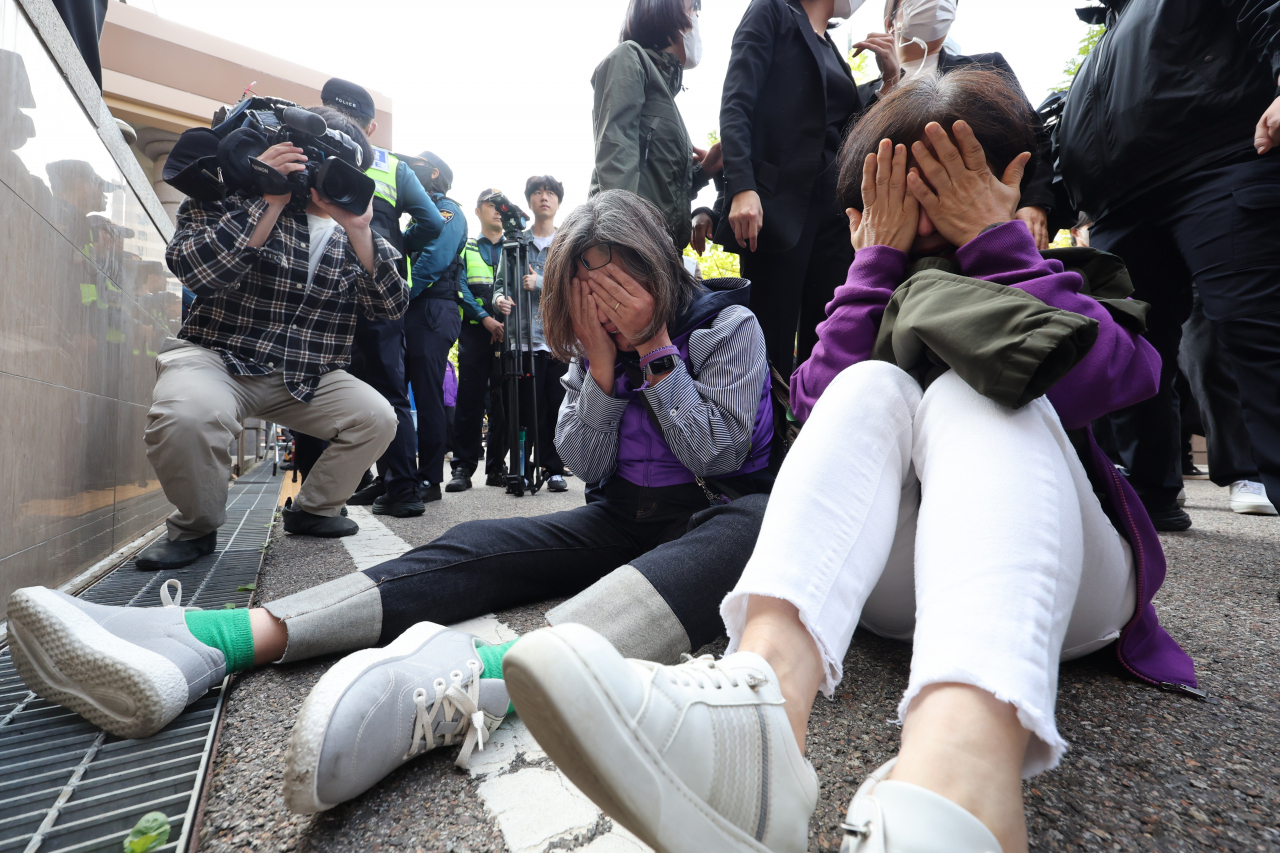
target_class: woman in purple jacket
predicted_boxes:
[503,70,1198,853]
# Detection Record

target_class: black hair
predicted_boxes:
[838,67,1037,211]
[305,105,375,173]
[620,0,692,51]
[525,174,565,203]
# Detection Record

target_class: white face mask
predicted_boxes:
[892,0,957,56]
[682,13,703,70]
[832,0,868,19]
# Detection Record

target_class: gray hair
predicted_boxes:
[541,189,698,361]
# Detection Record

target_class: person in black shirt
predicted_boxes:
[716,0,892,373]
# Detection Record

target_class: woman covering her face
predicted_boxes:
[505,68,1198,853]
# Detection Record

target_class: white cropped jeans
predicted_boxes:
[722,362,1136,775]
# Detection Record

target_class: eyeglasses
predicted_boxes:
[691,0,702,10]
[577,243,615,271]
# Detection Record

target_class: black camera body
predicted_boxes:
[163,95,375,215]
[481,191,529,236]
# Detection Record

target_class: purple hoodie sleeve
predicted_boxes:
[790,245,908,421]
[954,222,1161,429]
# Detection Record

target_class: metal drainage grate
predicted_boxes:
[0,464,280,853]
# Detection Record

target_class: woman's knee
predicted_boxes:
[811,360,922,422]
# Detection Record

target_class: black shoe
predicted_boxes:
[547,474,568,492]
[346,480,386,506]
[282,505,359,537]
[1144,501,1192,532]
[486,472,506,487]
[421,483,443,503]
[372,492,426,517]
[136,531,217,571]
[445,471,472,492]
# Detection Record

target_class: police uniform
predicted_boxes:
[405,189,467,489]
[450,235,509,482]
[294,143,445,504]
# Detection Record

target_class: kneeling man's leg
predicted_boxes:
[263,370,398,517]
[143,342,245,559]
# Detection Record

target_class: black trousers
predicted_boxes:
[506,351,568,477]
[404,297,460,486]
[1178,283,1260,486]
[453,322,506,477]
[293,314,418,499]
[1089,151,1280,508]
[741,175,852,373]
[363,479,769,649]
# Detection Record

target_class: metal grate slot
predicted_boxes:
[0,463,279,853]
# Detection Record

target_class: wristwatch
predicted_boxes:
[643,354,677,381]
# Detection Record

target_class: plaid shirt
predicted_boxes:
[166,194,408,403]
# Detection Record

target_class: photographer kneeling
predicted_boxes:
[137,105,405,569]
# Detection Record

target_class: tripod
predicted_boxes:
[498,228,544,497]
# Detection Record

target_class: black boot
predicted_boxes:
[346,478,386,506]
[372,491,426,517]
[445,468,472,492]
[282,505,359,537]
[1143,500,1192,532]
[421,482,443,503]
[136,530,217,571]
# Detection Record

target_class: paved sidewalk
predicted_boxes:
[195,475,1279,853]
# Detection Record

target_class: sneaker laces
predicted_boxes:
[407,659,489,768]
[668,654,767,691]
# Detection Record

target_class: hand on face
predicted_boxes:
[906,121,1030,247]
[848,138,918,254]
[584,262,659,348]
[569,275,616,363]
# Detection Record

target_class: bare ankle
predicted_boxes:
[737,596,824,754]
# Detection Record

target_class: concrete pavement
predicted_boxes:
[195,475,1279,853]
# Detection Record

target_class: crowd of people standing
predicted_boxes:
[8,1,1280,852]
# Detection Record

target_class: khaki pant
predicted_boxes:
[145,338,396,540]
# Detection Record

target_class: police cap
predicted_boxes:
[320,78,376,123]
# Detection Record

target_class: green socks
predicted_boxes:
[477,638,519,680]
[477,638,519,715]
[184,609,256,673]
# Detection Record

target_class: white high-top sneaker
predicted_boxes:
[505,624,818,853]
[839,759,1002,853]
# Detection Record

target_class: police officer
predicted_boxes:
[446,189,510,491]
[401,152,467,501]
[290,78,447,517]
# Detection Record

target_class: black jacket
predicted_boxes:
[1058,0,1280,220]
[716,0,877,253]
[934,50,1056,214]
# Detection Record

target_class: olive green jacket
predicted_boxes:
[589,42,711,249]
[873,248,1148,409]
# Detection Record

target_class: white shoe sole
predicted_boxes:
[6,587,188,739]
[506,627,771,853]
[283,621,448,815]
[1231,500,1278,516]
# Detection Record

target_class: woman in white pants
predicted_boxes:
[505,68,1196,853]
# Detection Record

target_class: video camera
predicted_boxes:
[480,191,529,236]
[163,96,375,215]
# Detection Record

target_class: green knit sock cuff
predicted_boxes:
[184,608,256,674]
[476,637,519,680]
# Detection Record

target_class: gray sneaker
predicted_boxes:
[6,582,227,739]
[283,622,510,814]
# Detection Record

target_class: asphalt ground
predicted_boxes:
[195,472,1279,853]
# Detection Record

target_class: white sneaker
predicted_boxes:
[1229,480,1277,516]
[505,624,818,853]
[840,759,1002,853]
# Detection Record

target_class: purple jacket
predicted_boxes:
[558,279,774,490]
[443,361,457,408]
[793,222,1198,693]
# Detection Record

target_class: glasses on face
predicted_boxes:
[690,0,701,10]
[578,243,614,271]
